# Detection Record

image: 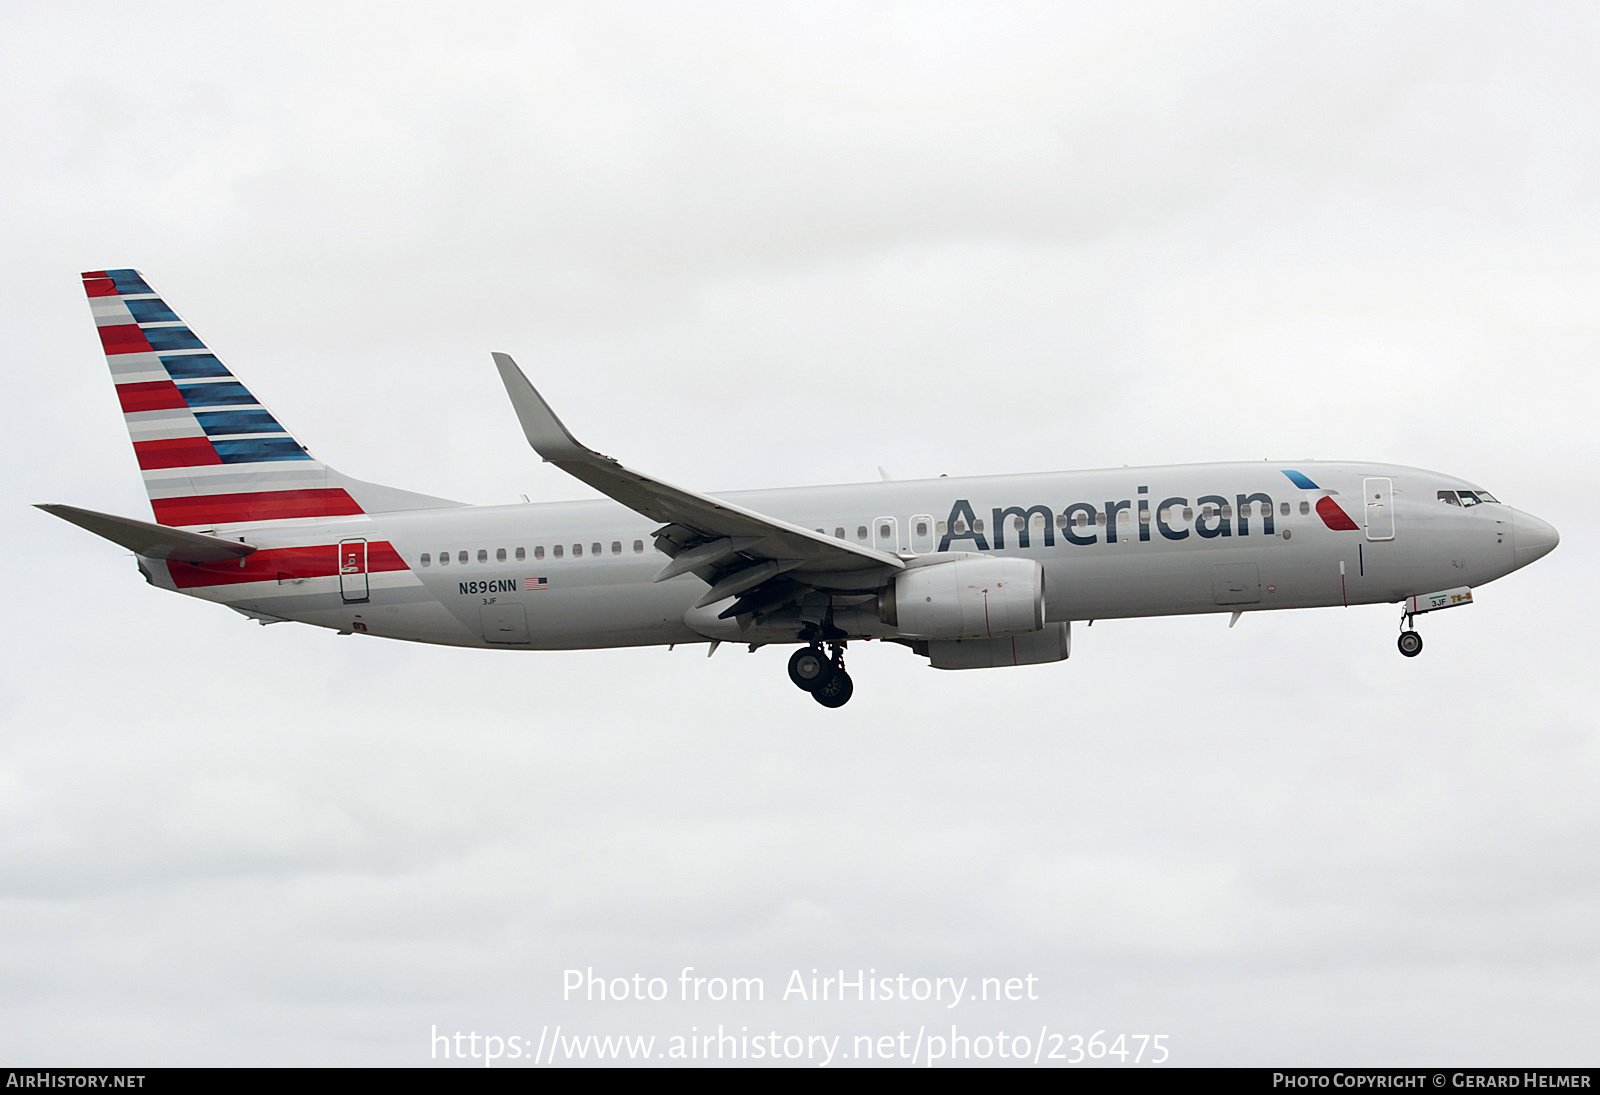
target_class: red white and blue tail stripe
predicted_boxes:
[83,268,365,530]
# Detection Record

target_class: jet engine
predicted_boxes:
[927,622,1071,669]
[879,556,1045,640]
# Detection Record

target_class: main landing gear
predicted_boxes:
[1397,613,1424,658]
[787,642,854,708]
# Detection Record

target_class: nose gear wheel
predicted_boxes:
[1397,609,1423,657]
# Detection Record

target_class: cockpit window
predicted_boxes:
[1439,489,1500,507]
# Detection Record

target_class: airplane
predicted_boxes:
[39,269,1560,708]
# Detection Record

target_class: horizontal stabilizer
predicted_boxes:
[36,503,256,562]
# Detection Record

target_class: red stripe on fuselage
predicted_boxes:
[169,541,408,589]
[116,380,188,413]
[150,488,364,527]
[98,323,151,355]
[133,436,222,470]
[1316,496,1361,531]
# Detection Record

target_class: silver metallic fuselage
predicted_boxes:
[149,460,1558,652]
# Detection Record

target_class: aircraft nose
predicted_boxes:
[1511,509,1559,569]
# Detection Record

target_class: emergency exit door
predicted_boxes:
[873,516,899,553]
[339,538,369,603]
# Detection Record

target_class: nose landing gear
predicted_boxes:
[1397,611,1423,658]
[786,641,854,707]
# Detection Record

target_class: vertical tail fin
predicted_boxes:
[83,268,365,530]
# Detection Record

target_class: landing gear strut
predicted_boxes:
[1397,613,1423,658]
[787,641,854,707]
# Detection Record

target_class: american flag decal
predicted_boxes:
[529,577,549,590]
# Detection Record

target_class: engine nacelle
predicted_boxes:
[928,622,1071,670]
[881,556,1045,640]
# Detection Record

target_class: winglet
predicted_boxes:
[487,351,903,575]
[492,352,593,464]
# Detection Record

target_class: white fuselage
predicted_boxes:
[150,460,1531,651]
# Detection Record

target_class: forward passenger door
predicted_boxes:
[1364,478,1395,541]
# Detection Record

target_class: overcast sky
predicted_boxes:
[3,0,1597,1067]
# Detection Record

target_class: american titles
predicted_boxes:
[939,486,1282,553]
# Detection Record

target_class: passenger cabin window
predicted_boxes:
[1013,517,1025,531]
[1438,490,1462,506]
[573,544,583,557]
[611,541,621,555]
[975,519,985,532]
[834,527,846,539]
[1280,502,1291,516]
[458,550,468,565]
[857,526,868,541]
[496,548,507,562]
[439,550,450,566]
[633,540,645,553]
[515,547,526,561]
[420,553,431,566]
[1220,504,1232,519]
[533,546,544,560]
[1299,501,1311,515]
[592,542,601,555]
[1182,507,1194,521]
[477,549,488,563]
[1096,512,1106,526]
[553,545,563,558]
[881,522,895,538]
[936,521,948,535]
[916,519,930,537]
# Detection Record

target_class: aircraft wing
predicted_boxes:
[493,353,903,612]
